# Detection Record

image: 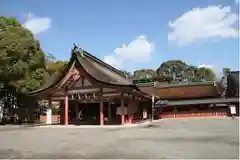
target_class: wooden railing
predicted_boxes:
[159,110,228,119]
[39,115,60,123]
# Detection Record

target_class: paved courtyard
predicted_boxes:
[0,117,239,159]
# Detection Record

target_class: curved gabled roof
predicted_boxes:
[74,47,134,86]
[137,81,219,100]
[28,45,141,96]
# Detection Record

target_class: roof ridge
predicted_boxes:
[72,44,127,78]
[156,81,216,89]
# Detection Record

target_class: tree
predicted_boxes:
[217,68,231,97]
[183,65,198,82]
[45,53,69,74]
[119,70,132,77]
[46,60,68,75]
[133,69,156,79]
[46,52,56,62]
[222,68,231,76]
[0,16,51,123]
[156,60,216,83]
[0,16,47,93]
[156,60,188,83]
[195,67,216,82]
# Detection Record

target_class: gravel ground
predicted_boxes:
[0,117,239,159]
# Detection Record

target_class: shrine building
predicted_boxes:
[137,79,239,119]
[29,45,152,125]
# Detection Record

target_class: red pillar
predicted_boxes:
[108,102,111,123]
[121,98,125,125]
[100,101,104,125]
[64,89,69,125]
[129,115,133,124]
[173,106,176,118]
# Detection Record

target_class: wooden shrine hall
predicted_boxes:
[29,45,151,125]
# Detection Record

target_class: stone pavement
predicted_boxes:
[0,117,239,159]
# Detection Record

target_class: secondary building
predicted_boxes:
[137,76,239,119]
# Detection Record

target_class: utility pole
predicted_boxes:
[151,95,155,122]
[151,81,156,122]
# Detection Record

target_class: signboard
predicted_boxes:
[46,109,52,124]
[0,100,3,122]
[152,95,155,103]
[230,105,236,115]
[116,107,127,115]
[116,100,139,115]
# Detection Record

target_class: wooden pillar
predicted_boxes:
[129,115,133,124]
[75,102,79,118]
[173,106,176,118]
[108,101,111,122]
[159,107,162,119]
[60,100,65,124]
[121,93,125,125]
[128,97,134,124]
[64,88,69,125]
[99,89,104,125]
[129,96,137,124]
[100,101,104,125]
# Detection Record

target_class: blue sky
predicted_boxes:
[1,0,239,73]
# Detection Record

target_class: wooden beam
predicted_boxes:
[53,89,118,97]
[68,75,81,89]
[52,91,149,103]
[64,85,99,92]
[81,76,85,87]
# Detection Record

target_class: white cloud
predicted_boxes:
[198,64,214,68]
[103,35,154,69]
[103,55,122,69]
[23,13,52,34]
[115,35,154,62]
[168,5,238,46]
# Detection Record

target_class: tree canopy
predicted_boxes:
[156,60,216,83]
[134,60,216,84]
[119,70,132,77]
[134,69,156,79]
[0,16,47,93]
[45,55,68,75]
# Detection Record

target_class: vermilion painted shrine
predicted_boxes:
[29,45,152,125]
[30,45,239,125]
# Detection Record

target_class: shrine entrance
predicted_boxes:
[66,102,125,125]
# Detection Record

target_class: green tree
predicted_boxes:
[156,60,216,83]
[156,60,187,83]
[120,70,132,77]
[196,67,216,82]
[46,60,68,75]
[133,69,156,79]
[222,68,231,76]
[46,52,56,62]
[0,16,47,93]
